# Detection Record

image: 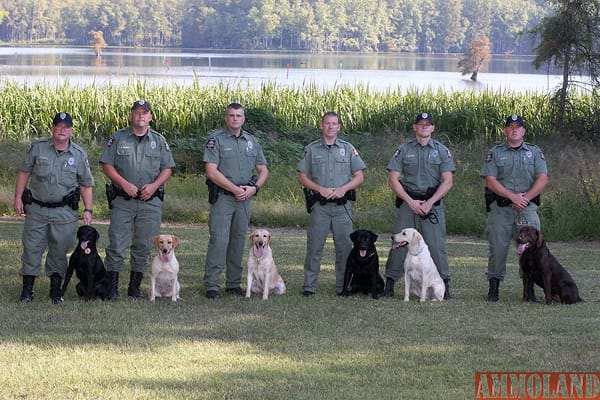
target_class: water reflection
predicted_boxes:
[0,46,567,93]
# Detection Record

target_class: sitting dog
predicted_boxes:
[392,228,445,302]
[149,234,181,302]
[517,225,583,304]
[341,229,384,299]
[62,225,110,300]
[246,228,286,300]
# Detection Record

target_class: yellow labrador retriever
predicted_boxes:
[149,234,181,302]
[246,228,286,300]
[392,228,445,302]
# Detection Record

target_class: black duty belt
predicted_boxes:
[32,197,68,208]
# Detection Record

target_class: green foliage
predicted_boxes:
[0,0,549,54]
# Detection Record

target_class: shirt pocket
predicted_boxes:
[59,163,78,188]
[145,147,162,171]
[334,154,350,176]
[32,157,51,177]
[402,155,418,175]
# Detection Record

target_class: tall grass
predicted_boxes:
[1,78,594,143]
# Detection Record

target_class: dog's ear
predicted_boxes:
[152,235,160,247]
[172,235,180,248]
[350,230,358,242]
[410,231,420,246]
[536,229,544,248]
[267,232,272,246]
[249,231,255,243]
[371,231,378,242]
[94,229,100,241]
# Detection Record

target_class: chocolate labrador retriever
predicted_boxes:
[516,225,583,304]
[340,229,384,299]
[62,225,110,300]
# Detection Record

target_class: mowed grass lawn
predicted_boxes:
[0,218,599,400]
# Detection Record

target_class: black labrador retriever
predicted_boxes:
[62,225,110,300]
[517,225,583,304]
[340,229,384,299]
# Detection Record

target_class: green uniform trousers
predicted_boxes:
[20,203,78,278]
[485,202,540,280]
[204,194,252,291]
[303,202,353,294]
[105,196,162,273]
[385,202,450,281]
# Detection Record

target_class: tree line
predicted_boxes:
[0,0,549,54]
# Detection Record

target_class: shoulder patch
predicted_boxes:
[206,137,216,149]
[485,152,493,163]
[107,137,114,148]
[351,145,359,157]
[446,148,453,159]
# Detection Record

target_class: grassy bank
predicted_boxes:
[1,220,599,399]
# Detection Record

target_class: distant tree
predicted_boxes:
[530,0,600,129]
[89,30,107,57]
[458,36,491,81]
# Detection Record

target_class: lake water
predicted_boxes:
[0,46,568,93]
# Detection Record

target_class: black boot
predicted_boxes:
[382,277,395,297]
[127,271,144,299]
[443,278,452,300]
[19,275,35,303]
[487,278,500,302]
[107,271,119,301]
[49,273,64,304]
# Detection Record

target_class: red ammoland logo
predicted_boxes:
[475,372,600,400]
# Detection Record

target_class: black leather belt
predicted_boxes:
[32,198,67,208]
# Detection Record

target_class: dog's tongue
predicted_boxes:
[517,243,528,255]
[257,245,264,258]
[359,249,367,257]
[161,253,170,262]
[80,241,89,250]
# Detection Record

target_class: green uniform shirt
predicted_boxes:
[387,138,455,194]
[297,137,366,185]
[480,142,548,190]
[99,127,176,186]
[203,128,267,184]
[20,138,94,202]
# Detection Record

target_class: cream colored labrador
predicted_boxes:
[149,234,181,302]
[246,228,286,300]
[392,228,445,302]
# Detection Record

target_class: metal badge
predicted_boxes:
[340,148,346,156]
[151,141,157,149]
[68,157,75,165]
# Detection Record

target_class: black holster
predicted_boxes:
[21,188,33,206]
[63,187,80,210]
[206,179,219,204]
[105,183,116,209]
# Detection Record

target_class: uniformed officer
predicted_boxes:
[297,111,366,296]
[480,114,548,302]
[383,113,455,299]
[14,112,94,304]
[100,100,175,300]
[203,102,269,299]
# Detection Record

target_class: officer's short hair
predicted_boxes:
[321,111,341,125]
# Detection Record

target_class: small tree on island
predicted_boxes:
[458,36,491,81]
[89,31,107,57]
